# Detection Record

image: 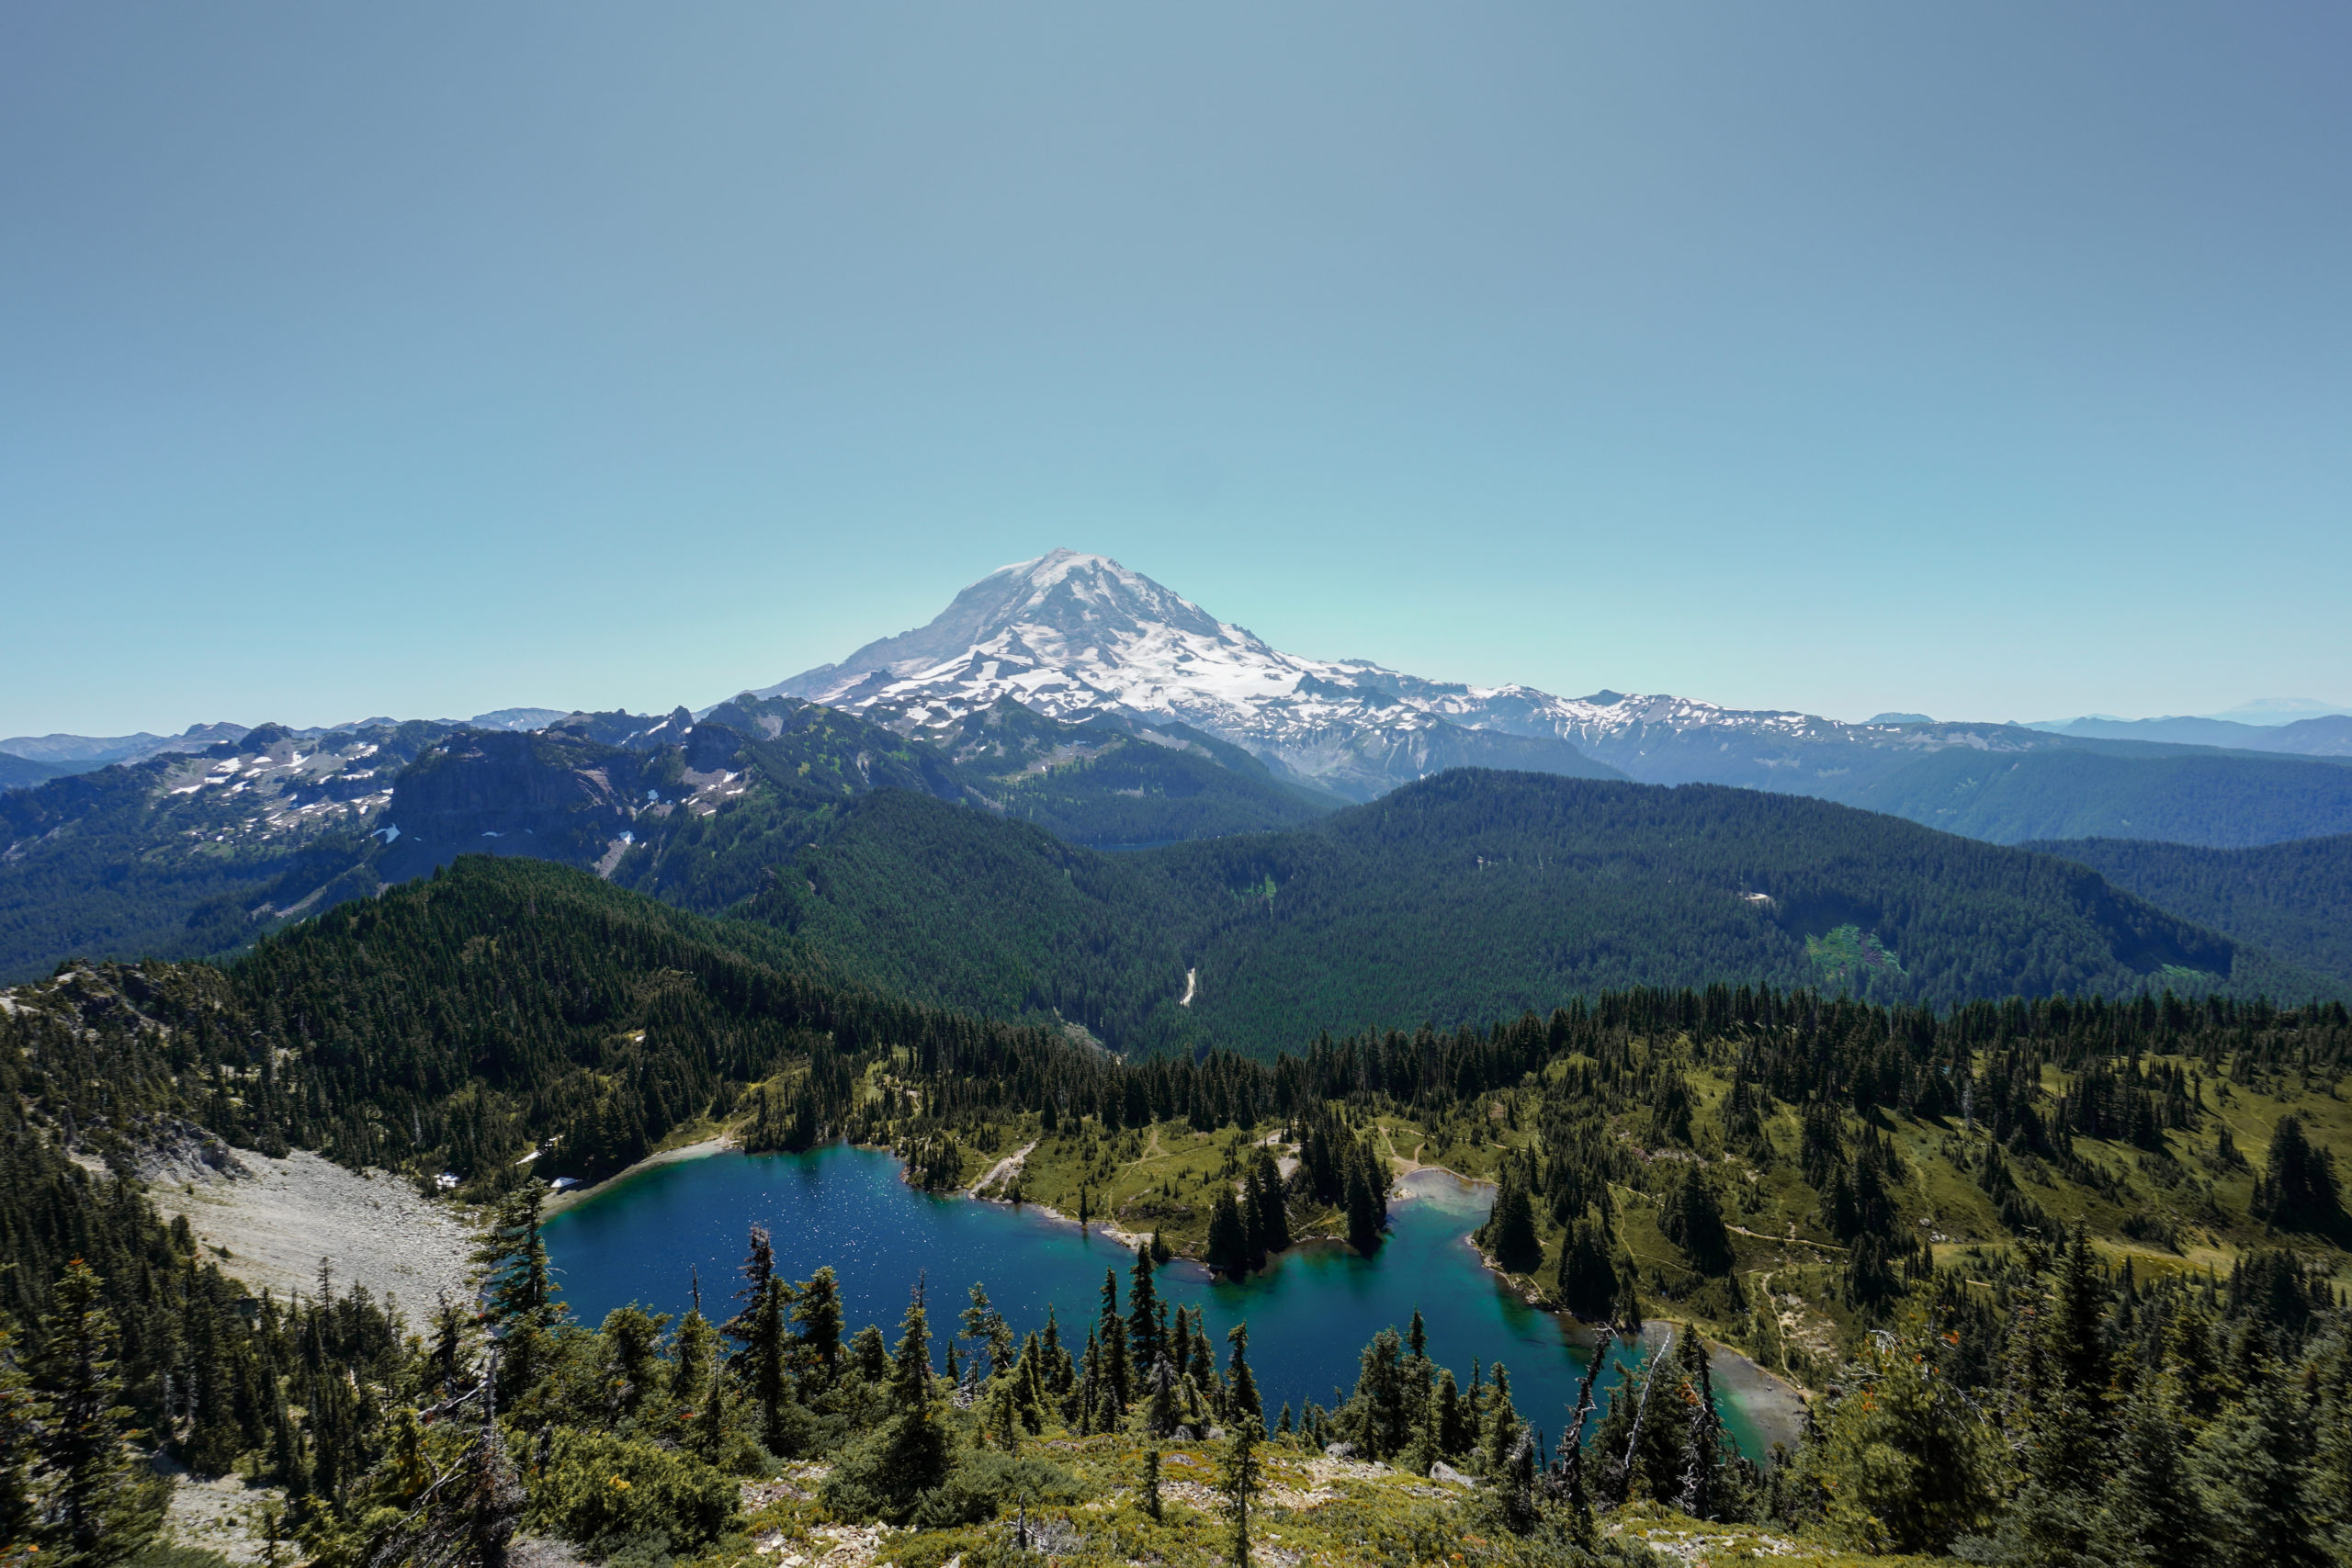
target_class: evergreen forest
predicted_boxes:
[2030,833,2352,987]
[0,853,2346,1562]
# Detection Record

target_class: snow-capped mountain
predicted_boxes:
[761,550,1623,797]
[757,549,2075,801]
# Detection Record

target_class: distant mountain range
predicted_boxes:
[7,682,2341,1019]
[16,550,2347,834]
[2030,713,2352,755]
[6,548,2349,1007]
[0,709,562,782]
[0,693,1343,983]
[754,549,2352,844]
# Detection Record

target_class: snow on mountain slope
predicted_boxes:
[754,549,2063,801]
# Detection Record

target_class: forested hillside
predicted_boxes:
[2029,833,2352,987]
[2,854,2347,1565]
[742,771,2339,1055]
[1843,743,2352,847]
[0,694,1340,982]
[0,752,68,791]
[0,719,450,982]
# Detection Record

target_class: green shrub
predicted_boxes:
[524,1429,738,1555]
[907,1451,1084,1529]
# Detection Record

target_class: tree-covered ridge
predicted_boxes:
[12,689,2349,1049]
[2027,832,2352,987]
[734,771,2341,1055]
[0,719,453,984]
[0,690,1351,984]
[1845,742,2352,848]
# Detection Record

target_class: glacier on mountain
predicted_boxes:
[755,549,2059,801]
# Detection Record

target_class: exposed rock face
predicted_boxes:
[375,730,653,882]
[132,1114,254,1188]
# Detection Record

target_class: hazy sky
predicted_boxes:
[6,3,2348,737]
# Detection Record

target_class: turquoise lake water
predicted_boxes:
[540,1143,1776,1460]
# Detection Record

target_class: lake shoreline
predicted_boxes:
[542,1134,1812,1451]
[1391,1162,1814,1450]
[543,1134,736,1216]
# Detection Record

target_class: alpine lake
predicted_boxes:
[541,1143,1800,1460]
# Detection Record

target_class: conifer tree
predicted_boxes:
[2099,1381,2206,1568]
[1206,1189,1250,1276]
[598,1304,671,1422]
[1477,1361,1520,1477]
[33,1261,164,1567]
[1671,1331,1724,1520]
[793,1266,845,1381]
[1345,1142,1385,1255]
[1144,1354,1180,1439]
[1799,1314,2004,1553]
[427,1292,471,1401]
[831,1286,954,1523]
[2190,1358,2328,1568]
[455,1347,525,1568]
[983,1371,1023,1454]
[1250,1150,1291,1255]
[1611,1255,1645,1332]
[1485,1170,1542,1274]
[1096,1269,1131,1406]
[1226,1325,1261,1434]
[1557,1216,1619,1321]
[2048,1224,2112,1403]
[1014,1339,1047,1434]
[2250,1112,2343,1234]
[1434,1369,1469,1458]
[723,1225,792,1453]
[848,1325,889,1383]
[1184,1308,1217,1394]
[1126,1244,1162,1376]
[961,1281,1013,1376]
[1220,1410,1263,1568]
[1039,1305,1070,1395]
[1074,1328,1102,1433]
[1658,1168,1733,1276]
[1348,1328,1408,1459]
[473,1185,558,1401]
[670,1304,723,1455]
[0,1320,45,1558]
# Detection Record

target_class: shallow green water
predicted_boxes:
[542,1143,1778,1459]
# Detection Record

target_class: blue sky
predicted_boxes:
[5,3,2347,737]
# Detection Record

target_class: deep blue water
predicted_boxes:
[541,1143,1773,1458]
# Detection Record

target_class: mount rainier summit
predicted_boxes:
[759,548,2023,802]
